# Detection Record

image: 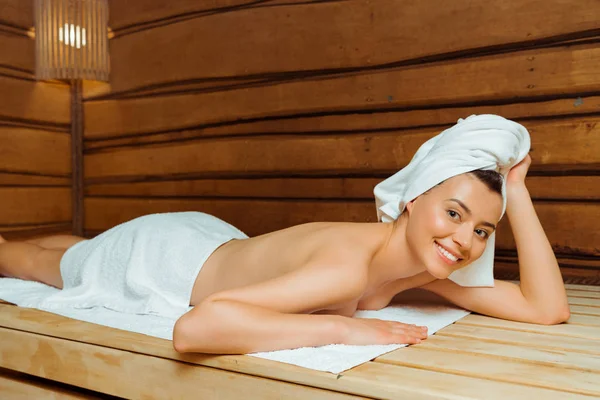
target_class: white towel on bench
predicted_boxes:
[0,277,467,374]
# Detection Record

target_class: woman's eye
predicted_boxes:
[447,210,460,220]
[475,229,489,239]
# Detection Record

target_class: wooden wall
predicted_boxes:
[84,0,600,281]
[0,0,72,239]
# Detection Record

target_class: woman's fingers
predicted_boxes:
[367,319,429,343]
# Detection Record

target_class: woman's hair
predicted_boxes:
[468,169,503,196]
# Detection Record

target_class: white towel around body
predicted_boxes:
[0,212,248,339]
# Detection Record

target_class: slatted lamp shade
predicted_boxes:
[34,0,109,81]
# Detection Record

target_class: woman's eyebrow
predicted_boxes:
[447,198,472,214]
[447,198,497,230]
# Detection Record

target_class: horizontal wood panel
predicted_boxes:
[0,127,70,176]
[0,223,72,240]
[84,116,600,180]
[416,332,600,371]
[0,188,71,225]
[0,327,362,400]
[0,32,34,73]
[0,76,70,125]
[84,95,600,144]
[438,323,600,356]
[496,202,599,256]
[377,344,600,396]
[0,172,70,186]
[0,0,34,29]
[457,314,600,339]
[84,44,600,135]
[85,176,600,201]
[108,0,259,30]
[0,305,588,400]
[108,0,600,94]
[0,369,99,400]
[84,198,599,257]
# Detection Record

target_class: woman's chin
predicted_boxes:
[425,264,451,280]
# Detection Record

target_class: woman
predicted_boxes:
[0,123,570,355]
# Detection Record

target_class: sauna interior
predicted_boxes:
[1,0,599,398]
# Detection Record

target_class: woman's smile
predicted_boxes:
[434,241,462,265]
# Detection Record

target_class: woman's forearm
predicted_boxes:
[173,299,345,354]
[506,184,570,321]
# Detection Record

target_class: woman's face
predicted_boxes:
[404,174,503,280]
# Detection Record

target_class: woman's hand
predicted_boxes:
[342,318,428,346]
[506,153,531,190]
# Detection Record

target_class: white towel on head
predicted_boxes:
[374,114,531,287]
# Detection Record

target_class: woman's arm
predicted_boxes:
[503,154,570,321]
[173,260,428,354]
[421,155,570,324]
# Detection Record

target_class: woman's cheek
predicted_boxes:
[431,212,450,233]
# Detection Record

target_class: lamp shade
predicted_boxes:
[34,0,109,81]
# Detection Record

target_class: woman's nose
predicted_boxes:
[453,225,472,251]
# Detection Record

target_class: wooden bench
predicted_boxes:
[1,283,598,399]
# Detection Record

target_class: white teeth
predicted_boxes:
[436,243,458,262]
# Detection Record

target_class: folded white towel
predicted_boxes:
[374,114,531,287]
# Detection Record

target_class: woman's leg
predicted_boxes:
[0,234,73,289]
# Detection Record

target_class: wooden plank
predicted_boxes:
[84,116,600,180]
[437,324,600,355]
[0,76,70,125]
[0,369,100,399]
[416,334,600,373]
[568,297,600,308]
[0,222,71,234]
[107,0,600,93]
[84,94,600,143]
[85,175,600,201]
[0,32,34,73]
[566,314,600,327]
[568,290,600,299]
[0,173,70,186]
[570,305,600,317]
[566,284,600,292]
[0,188,71,225]
[376,346,600,397]
[83,198,377,234]
[0,127,70,176]
[495,202,600,256]
[456,314,600,339]
[85,177,381,198]
[82,197,600,256]
[108,0,257,30]
[0,307,586,400]
[0,328,365,400]
[84,44,600,136]
[0,0,34,29]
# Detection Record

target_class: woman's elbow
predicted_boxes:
[536,306,571,325]
[172,311,197,353]
[172,301,219,354]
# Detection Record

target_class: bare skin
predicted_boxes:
[0,154,571,354]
